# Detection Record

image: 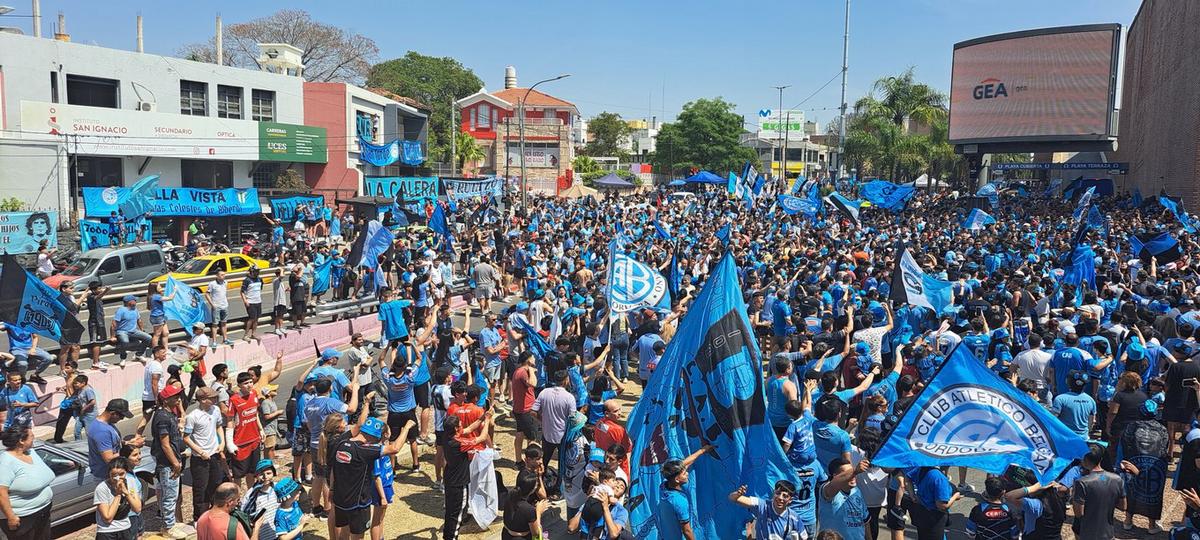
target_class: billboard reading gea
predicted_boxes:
[948,25,1119,144]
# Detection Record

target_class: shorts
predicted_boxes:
[264,434,277,450]
[291,429,311,455]
[414,382,431,409]
[142,400,157,413]
[150,315,167,326]
[515,412,540,440]
[483,364,501,383]
[334,505,371,534]
[291,301,306,320]
[274,304,288,319]
[372,485,394,505]
[88,318,109,343]
[435,428,451,447]
[312,459,329,479]
[387,410,419,442]
[1164,406,1194,424]
[211,307,229,323]
[229,446,262,477]
[247,303,262,321]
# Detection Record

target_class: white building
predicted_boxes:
[620,118,659,164]
[0,31,326,235]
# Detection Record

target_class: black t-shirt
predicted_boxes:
[442,439,470,488]
[1178,432,1200,493]
[330,438,382,510]
[813,330,845,351]
[1110,389,1149,433]
[1165,360,1200,411]
[289,275,309,304]
[87,291,106,319]
[502,500,537,539]
[150,409,184,466]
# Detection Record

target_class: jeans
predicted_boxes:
[610,336,630,380]
[11,348,54,376]
[157,466,180,528]
[76,411,96,441]
[190,455,226,521]
[116,330,152,359]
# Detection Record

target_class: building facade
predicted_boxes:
[1114,0,1200,204]
[741,133,832,180]
[455,68,579,194]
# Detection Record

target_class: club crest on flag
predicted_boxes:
[609,253,668,313]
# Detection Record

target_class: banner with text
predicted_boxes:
[442,177,503,201]
[79,217,152,251]
[269,195,326,222]
[82,187,260,217]
[363,177,440,201]
[0,211,57,255]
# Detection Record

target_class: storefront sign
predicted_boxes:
[269,195,326,222]
[259,122,328,163]
[82,187,260,217]
[0,211,57,254]
[363,177,440,200]
[992,162,1128,174]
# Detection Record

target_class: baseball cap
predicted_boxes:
[274,477,301,499]
[105,398,134,419]
[361,416,385,439]
[256,459,275,474]
[321,348,342,362]
[192,322,206,332]
[122,294,137,303]
[159,385,182,400]
[262,384,279,396]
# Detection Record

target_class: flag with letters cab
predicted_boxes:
[0,254,84,343]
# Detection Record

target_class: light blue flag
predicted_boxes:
[891,247,953,314]
[1045,178,1063,197]
[1160,196,1197,233]
[163,276,211,336]
[626,253,799,539]
[358,220,393,269]
[873,344,1089,482]
[514,316,553,382]
[608,250,671,315]
[1064,244,1097,292]
[311,257,335,296]
[777,194,819,217]
[653,220,672,241]
[715,223,731,245]
[120,175,159,219]
[1132,188,1143,208]
[975,183,999,208]
[1073,186,1096,221]
[860,180,915,211]
[963,208,997,230]
[430,203,451,240]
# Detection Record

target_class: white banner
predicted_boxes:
[505,144,560,168]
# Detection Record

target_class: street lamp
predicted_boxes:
[771,85,790,185]
[519,73,571,213]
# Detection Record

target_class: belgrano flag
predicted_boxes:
[889,247,953,314]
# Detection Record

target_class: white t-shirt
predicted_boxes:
[94,479,132,533]
[273,278,288,308]
[142,360,165,401]
[37,253,54,275]
[207,280,229,309]
[189,333,210,351]
[184,405,224,455]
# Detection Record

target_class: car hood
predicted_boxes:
[42,274,78,288]
[42,440,157,474]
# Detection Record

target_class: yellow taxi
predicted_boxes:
[150,253,272,293]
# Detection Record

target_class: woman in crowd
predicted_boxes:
[0,424,56,540]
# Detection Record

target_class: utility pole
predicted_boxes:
[782,111,790,185]
[450,95,456,176]
[771,85,790,184]
[519,74,570,213]
[837,0,850,180]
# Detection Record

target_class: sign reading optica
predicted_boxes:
[258,122,327,163]
[948,24,1121,144]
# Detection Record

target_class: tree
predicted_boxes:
[367,52,484,164]
[649,98,756,176]
[572,156,601,175]
[454,131,486,173]
[584,112,630,158]
[273,168,308,191]
[0,197,25,212]
[177,10,378,84]
[855,67,947,132]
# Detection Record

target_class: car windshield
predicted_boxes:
[176,258,211,274]
[63,257,101,276]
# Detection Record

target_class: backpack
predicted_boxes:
[227,507,255,539]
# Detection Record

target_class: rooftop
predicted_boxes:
[491,87,575,109]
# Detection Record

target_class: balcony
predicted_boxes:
[500,117,564,126]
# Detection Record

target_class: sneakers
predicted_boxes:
[28,374,48,385]
[957,483,975,493]
[224,339,234,345]
[274,328,285,336]
[432,481,444,493]
[95,361,112,371]
[166,523,192,539]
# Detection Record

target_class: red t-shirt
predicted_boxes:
[196,510,249,540]
[593,417,632,477]
[229,392,261,460]
[511,366,535,414]
[448,402,485,454]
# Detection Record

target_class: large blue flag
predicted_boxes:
[873,344,1089,482]
[1073,186,1095,221]
[715,223,731,245]
[608,249,671,315]
[163,276,211,336]
[0,254,84,343]
[1063,244,1097,292]
[311,257,335,296]
[514,315,552,382]
[430,203,451,239]
[860,180,915,211]
[358,220,393,269]
[1160,196,1197,233]
[976,183,999,208]
[777,194,820,217]
[119,175,159,219]
[1130,231,1181,264]
[962,208,997,230]
[668,247,683,302]
[825,192,861,226]
[626,253,799,539]
[653,220,672,241]
[889,247,953,314]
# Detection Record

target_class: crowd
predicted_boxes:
[0,178,1198,540]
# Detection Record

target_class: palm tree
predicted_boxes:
[857,67,947,132]
[845,68,956,180]
[572,155,601,175]
[454,131,486,174]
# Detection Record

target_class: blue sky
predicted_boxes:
[4,0,1140,129]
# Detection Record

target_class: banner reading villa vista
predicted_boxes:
[82,187,260,217]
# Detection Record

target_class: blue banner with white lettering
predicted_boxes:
[976,183,999,208]
[0,211,58,255]
[120,175,159,219]
[358,136,401,167]
[362,176,441,201]
[442,177,503,201]
[859,180,915,211]
[627,252,799,539]
[777,194,820,217]
[962,208,997,230]
[82,187,259,217]
[873,344,1089,482]
[79,217,151,251]
[269,195,325,223]
[0,254,83,343]
[163,276,212,336]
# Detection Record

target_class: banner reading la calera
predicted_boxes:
[0,211,58,254]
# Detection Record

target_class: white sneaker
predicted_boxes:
[95,361,112,371]
[167,524,190,539]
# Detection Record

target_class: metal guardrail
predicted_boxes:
[94,266,285,303]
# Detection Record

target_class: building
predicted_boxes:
[1115,0,1200,204]
[740,108,833,179]
[621,118,659,164]
[0,30,327,239]
[302,83,428,199]
[455,67,580,194]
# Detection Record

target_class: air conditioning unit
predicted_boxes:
[136,101,156,112]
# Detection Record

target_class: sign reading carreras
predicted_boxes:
[258,122,327,163]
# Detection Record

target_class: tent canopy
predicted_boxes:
[559,182,599,198]
[684,170,726,184]
[592,172,636,189]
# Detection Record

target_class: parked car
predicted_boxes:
[42,244,167,292]
[149,252,271,293]
[33,439,156,528]
[668,191,696,203]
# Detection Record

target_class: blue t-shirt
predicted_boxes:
[383,373,416,413]
[399,346,431,386]
[310,365,351,400]
[378,299,413,340]
[656,487,691,540]
[87,418,122,478]
[767,376,793,428]
[794,462,826,527]
[782,413,817,467]
[113,306,139,333]
[148,294,165,318]
[772,301,794,337]
[813,420,852,466]
[303,395,348,449]
[275,502,304,535]
[586,391,616,425]
[293,392,312,429]
[865,372,900,414]
[568,366,587,408]
[0,385,37,428]
[5,326,33,353]
[1052,391,1096,437]
[373,455,395,503]
[480,327,503,367]
[580,501,630,539]
[909,467,954,511]
[818,485,868,540]
[750,497,807,540]
[962,333,992,361]
[1050,347,1089,393]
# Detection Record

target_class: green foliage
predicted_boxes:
[0,197,26,212]
[584,112,630,159]
[454,131,486,172]
[273,169,308,191]
[367,52,484,164]
[572,156,601,175]
[649,98,756,176]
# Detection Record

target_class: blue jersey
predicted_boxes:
[794,463,826,528]
[383,373,416,413]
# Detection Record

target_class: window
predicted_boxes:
[66,74,119,108]
[355,112,378,141]
[123,250,161,270]
[50,72,59,103]
[206,260,228,275]
[180,80,207,116]
[229,256,250,272]
[181,160,234,189]
[251,90,275,121]
[72,156,123,191]
[470,108,477,131]
[251,162,281,190]
[217,85,242,119]
[34,448,78,476]
[97,257,122,276]
[478,103,491,128]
